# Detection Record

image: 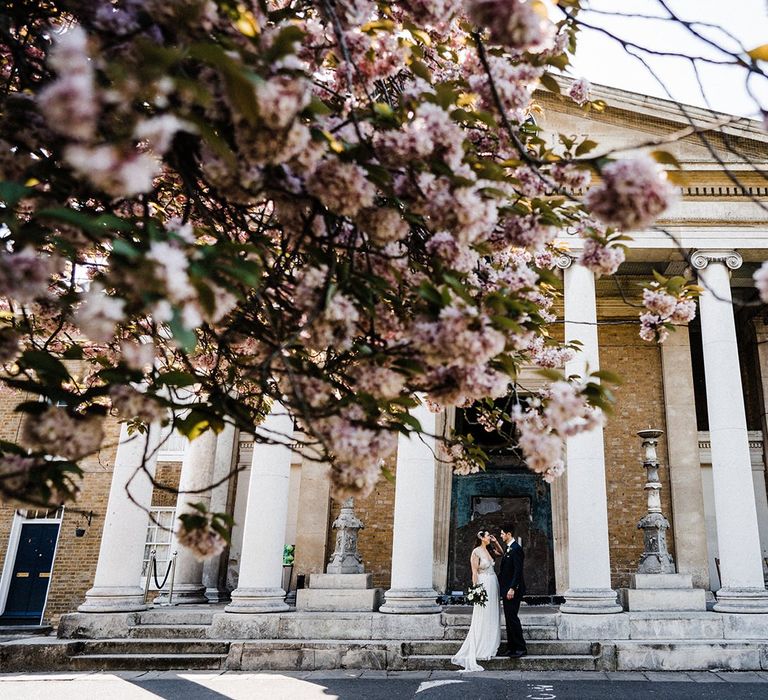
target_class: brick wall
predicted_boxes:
[325,456,396,590]
[599,323,676,588]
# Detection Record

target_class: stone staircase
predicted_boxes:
[400,639,605,671]
[57,604,615,672]
[66,608,228,671]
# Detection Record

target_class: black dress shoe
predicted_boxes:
[509,650,528,658]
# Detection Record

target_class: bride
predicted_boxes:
[451,529,503,672]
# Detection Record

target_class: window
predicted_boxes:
[142,507,175,580]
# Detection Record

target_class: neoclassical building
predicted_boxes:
[2,84,768,628]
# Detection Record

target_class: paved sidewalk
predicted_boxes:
[1,670,768,700]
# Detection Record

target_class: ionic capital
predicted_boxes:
[554,252,575,270]
[690,249,743,271]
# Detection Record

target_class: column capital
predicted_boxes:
[555,252,575,270]
[690,249,743,271]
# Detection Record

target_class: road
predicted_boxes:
[1,670,768,700]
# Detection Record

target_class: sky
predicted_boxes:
[560,0,768,118]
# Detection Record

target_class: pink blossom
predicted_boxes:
[64,144,160,197]
[38,73,98,141]
[134,115,196,154]
[362,207,410,245]
[469,57,542,121]
[567,78,591,106]
[110,385,167,424]
[467,0,555,52]
[670,299,696,324]
[754,261,768,303]
[120,340,156,370]
[513,166,548,197]
[75,282,125,342]
[426,232,479,272]
[255,75,311,130]
[353,365,406,399]
[177,520,226,561]
[579,238,625,277]
[0,249,57,302]
[642,288,678,317]
[639,312,669,343]
[307,160,377,217]
[550,162,591,191]
[584,155,678,231]
[21,406,104,461]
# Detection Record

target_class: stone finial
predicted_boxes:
[326,498,365,574]
[636,429,676,575]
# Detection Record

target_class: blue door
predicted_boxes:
[0,523,59,625]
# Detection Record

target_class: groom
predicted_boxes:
[498,525,527,658]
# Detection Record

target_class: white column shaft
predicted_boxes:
[697,261,767,610]
[79,424,160,612]
[226,405,293,613]
[203,422,238,601]
[158,427,218,604]
[560,262,620,614]
[381,402,440,614]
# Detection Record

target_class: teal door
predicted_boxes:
[448,471,555,596]
[0,523,59,625]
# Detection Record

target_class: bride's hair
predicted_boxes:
[475,529,489,547]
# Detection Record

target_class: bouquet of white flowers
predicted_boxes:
[466,582,488,607]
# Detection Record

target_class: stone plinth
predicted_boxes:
[296,572,382,612]
[622,572,707,612]
[308,573,372,589]
[296,588,383,612]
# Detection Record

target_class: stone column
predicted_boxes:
[225,405,294,613]
[557,257,621,614]
[79,424,161,612]
[203,422,238,602]
[156,427,218,605]
[433,407,455,594]
[292,455,332,588]
[381,401,441,614]
[660,326,710,589]
[691,250,768,612]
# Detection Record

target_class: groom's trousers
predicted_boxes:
[502,596,527,653]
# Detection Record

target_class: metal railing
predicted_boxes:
[143,549,178,605]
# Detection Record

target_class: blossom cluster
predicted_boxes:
[0,0,711,553]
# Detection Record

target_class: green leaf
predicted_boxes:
[651,150,682,169]
[540,73,561,95]
[19,350,70,384]
[0,181,32,207]
[157,370,198,387]
[111,239,140,260]
[575,139,598,156]
[168,309,198,352]
[748,44,768,61]
[591,369,623,385]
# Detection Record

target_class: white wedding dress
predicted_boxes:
[450,547,501,672]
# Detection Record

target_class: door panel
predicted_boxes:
[449,471,555,596]
[1,523,59,625]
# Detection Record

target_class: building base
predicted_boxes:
[380,587,441,614]
[155,583,209,606]
[296,572,382,612]
[224,587,289,614]
[560,588,623,614]
[714,587,768,614]
[77,586,148,613]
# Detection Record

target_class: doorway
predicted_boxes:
[448,471,555,596]
[0,510,62,626]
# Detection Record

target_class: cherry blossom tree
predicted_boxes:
[0,0,761,555]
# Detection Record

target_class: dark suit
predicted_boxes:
[498,540,527,654]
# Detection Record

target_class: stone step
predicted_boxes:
[444,625,557,640]
[401,640,599,656]
[72,639,229,655]
[137,609,217,625]
[68,653,227,671]
[128,624,211,639]
[442,611,557,627]
[404,654,599,672]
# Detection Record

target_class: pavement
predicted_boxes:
[1,670,768,699]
